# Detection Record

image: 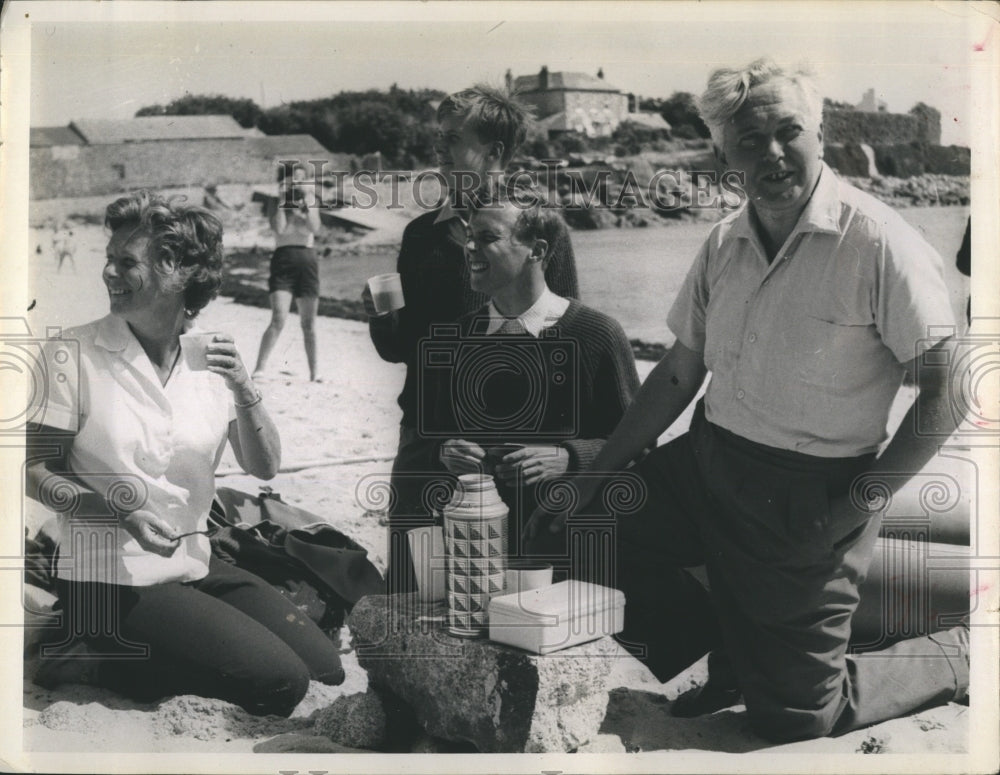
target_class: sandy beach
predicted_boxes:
[18,218,971,757]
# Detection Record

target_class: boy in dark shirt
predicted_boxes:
[363,86,580,592]
[425,184,638,574]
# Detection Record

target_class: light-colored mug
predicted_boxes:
[504,561,553,595]
[407,525,446,603]
[368,273,405,314]
[179,332,222,371]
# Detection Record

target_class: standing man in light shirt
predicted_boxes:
[527,58,968,742]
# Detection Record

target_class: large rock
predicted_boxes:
[348,594,618,753]
[313,691,387,750]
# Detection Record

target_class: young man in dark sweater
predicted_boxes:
[425,185,638,568]
[363,87,580,593]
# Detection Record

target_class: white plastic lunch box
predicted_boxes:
[488,580,625,655]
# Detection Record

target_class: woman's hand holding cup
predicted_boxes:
[204,334,255,402]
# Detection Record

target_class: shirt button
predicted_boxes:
[748,333,757,343]
[736,389,745,400]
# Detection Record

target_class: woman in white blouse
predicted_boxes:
[26,191,344,716]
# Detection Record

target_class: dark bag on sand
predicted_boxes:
[209,487,384,629]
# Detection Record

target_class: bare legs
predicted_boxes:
[253,292,321,381]
[253,290,293,378]
[297,296,320,382]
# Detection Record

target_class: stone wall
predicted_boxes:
[30,139,348,200]
[31,139,258,199]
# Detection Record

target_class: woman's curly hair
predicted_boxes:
[105,190,224,317]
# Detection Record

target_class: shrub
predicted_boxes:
[553,132,586,155]
[824,143,874,177]
[670,124,701,140]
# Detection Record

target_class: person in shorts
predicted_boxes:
[253,163,323,381]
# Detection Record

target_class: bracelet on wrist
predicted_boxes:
[234,389,263,409]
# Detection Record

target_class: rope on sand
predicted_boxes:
[215,454,396,477]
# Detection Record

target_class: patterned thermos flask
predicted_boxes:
[442,474,509,638]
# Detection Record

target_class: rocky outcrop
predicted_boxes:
[313,691,387,750]
[348,594,618,752]
[846,173,969,207]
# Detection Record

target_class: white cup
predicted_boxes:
[368,273,405,314]
[504,562,554,595]
[407,526,446,603]
[179,332,221,371]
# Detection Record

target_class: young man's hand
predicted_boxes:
[361,284,386,318]
[494,445,569,486]
[439,439,486,474]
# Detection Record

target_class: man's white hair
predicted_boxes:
[698,58,823,147]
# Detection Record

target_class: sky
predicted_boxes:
[23,1,996,147]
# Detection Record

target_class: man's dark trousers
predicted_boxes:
[616,402,968,742]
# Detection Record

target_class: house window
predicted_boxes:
[112,163,126,180]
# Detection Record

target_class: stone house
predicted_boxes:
[512,67,633,138]
[29,115,335,200]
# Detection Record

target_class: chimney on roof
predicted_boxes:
[597,67,604,80]
[539,65,549,91]
[505,69,513,92]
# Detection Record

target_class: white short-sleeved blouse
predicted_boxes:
[42,315,236,586]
